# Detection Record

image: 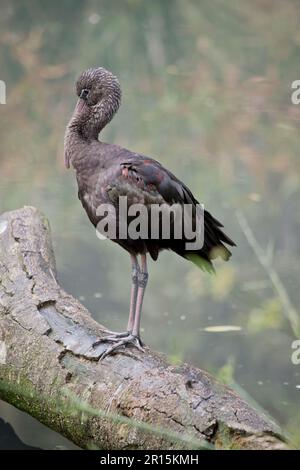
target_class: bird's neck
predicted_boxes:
[64,124,88,169]
[64,97,119,169]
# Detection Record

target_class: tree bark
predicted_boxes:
[0,207,287,450]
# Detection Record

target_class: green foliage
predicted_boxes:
[217,356,236,385]
[247,298,284,333]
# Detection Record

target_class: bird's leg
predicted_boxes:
[127,254,140,333]
[99,254,148,360]
[131,254,148,346]
[100,254,140,340]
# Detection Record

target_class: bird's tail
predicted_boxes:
[183,210,236,273]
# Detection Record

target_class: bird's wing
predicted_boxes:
[116,157,198,206]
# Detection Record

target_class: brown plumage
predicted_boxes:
[64,67,236,358]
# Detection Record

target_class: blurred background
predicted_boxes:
[0,0,300,449]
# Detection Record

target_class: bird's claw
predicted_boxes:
[99,329,129,337]
[101,331,131,341]
[99,334,145,360]
[92,331,129,348]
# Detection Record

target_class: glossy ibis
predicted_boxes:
[64,67,235,358]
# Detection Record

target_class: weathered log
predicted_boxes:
[0,207,287,450]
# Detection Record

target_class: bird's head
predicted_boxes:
[76,67,121,111]
[69,67,121,132]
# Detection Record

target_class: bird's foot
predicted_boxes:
[98,327,129,336]
[101,330,131,341]
[101,332,145,347]
[99,334,145,360]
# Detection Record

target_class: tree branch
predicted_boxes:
[0,207,287,450]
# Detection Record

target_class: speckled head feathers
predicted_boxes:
[64,67,122,167]
[67,67,121,139]
[75,67,121,107]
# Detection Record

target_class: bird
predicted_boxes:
[64,67,236,359]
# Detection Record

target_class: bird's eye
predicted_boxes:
[80,88,90,100]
